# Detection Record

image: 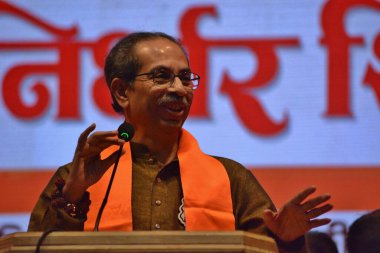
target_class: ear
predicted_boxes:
[110,77,130,110]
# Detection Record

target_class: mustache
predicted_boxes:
[158,93,189,107]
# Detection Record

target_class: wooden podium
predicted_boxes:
[1,231,278,253]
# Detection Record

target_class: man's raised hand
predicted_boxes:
[263,186,333,242]
[63,123,125,203]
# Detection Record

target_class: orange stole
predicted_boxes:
[84,144,133,231]
[84,129,235,231]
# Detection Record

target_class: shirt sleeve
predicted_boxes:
[27,163,85,231]
[214,156,275,234]
[215,156,307,253]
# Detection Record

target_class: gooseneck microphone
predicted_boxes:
[117,122,135,142]
[93,122,135,231]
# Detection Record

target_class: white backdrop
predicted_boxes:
[1,1,379,251]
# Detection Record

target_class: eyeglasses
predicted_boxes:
[135,69,200,90]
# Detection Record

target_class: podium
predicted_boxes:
[1,231,278,253]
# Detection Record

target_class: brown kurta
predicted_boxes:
[28,142,274,233]
[28,142,307,252]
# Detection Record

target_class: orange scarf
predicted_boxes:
[84,129,235,231]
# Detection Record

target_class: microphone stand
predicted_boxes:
[93,145,124,231]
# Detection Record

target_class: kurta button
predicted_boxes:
[155,200,162,206]
[155,223,161,229]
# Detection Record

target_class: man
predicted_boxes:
[305,231,338,253]
[347,209,380,253]
[28,32,332,252]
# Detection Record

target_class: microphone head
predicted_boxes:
[118,122,135,142]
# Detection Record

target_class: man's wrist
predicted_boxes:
[268,230,305,252]
[52,177,91,219]
[275,236,305,252]
[62,179,87,203]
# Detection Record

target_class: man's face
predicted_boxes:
[124,38,193,136]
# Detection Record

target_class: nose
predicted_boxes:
[168,76,188,96]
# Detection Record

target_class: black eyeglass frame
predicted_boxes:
[135,70,200,90]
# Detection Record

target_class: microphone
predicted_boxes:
[93,121,135,231]
[118,121,135,141]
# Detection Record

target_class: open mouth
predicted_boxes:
[161,102,186,119]
[158,95,189,121]
[166,103,184,113]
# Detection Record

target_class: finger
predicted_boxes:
[290,186,316,205]
[262,209,276,224]
[306,204,333,219]
[88,130,119,140]
[99,148,125,171]
[81,149,123,189]
[87,129,125,147]
[309,218,331,229]
[76,123,96,153]
[302,194,331,210]
[88,137,125,149]
[83,142,123,160]
[262,209,279,233]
